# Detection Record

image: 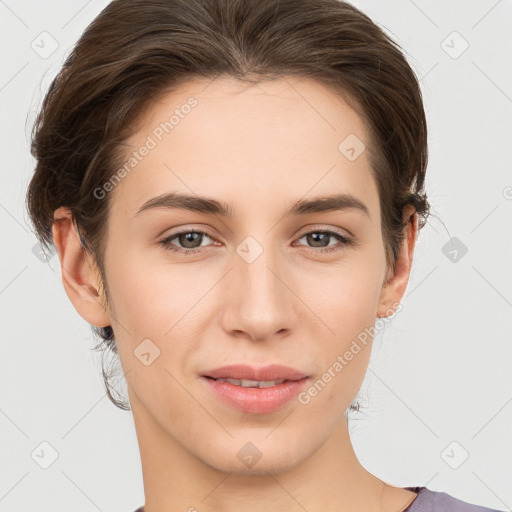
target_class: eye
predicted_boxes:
[294,229,353,253]
[158,227,354,255]
[159,228,216,254]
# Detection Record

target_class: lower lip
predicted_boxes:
[202,377,309,414]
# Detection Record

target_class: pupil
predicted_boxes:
[309,232,327,247]
[181,232,200,248]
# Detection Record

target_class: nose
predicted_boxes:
[220,241,297,343]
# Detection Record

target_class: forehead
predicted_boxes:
[136,74,369,150]
[109,75,379,223]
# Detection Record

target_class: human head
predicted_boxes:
[26,0,429,420]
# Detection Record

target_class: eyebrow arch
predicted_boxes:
[134,192,370,218]
[287,193,370,218]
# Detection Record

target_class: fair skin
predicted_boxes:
[52,76,419,512]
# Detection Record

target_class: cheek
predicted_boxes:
[107,253,206,414]
[303,252,386,334]
[298,250,385,398]
[105,248,217,393]
[298,267,381,414]
[106,246,206,334]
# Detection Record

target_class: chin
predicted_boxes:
[195,433,314,477]
[204,449,305,477]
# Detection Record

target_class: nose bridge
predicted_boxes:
[223,233,295,340]
[235,234,286,304]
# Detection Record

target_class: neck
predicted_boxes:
[131,400,403,512]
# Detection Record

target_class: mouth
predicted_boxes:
[202,363,308,382]
[204,376,294,388]
[201,364,310,414]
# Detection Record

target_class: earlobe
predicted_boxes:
[52,207,111,328]
[377,205,418,318]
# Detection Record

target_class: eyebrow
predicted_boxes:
[134,192,370,219]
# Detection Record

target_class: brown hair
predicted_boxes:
[26,0,430,410]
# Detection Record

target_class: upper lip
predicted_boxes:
[203,364,308,381]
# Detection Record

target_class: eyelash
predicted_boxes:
[158,227,353,255]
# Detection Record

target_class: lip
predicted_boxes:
[203,364,308,381]
[201,364,309,414]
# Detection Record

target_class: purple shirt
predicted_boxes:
[402,486,504,511]
[133,486,506,511]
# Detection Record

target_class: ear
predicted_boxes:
[377,204,419,318]
[52,207,111,328]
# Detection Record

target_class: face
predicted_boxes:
[77,75,409,475]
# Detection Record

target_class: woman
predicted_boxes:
[25,0,504,510]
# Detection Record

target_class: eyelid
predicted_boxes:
[293,227,354,253]
[159,224,351,241]
[158,224,354,254]
[296,224,352,239]
[158,226,218,246]
[158,224,216,240]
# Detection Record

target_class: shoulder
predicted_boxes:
[404,486,506,512]
[132,488,507,512]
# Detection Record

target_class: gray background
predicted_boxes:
[1,0,511,510]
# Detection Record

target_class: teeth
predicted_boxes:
[215,378,286,388]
